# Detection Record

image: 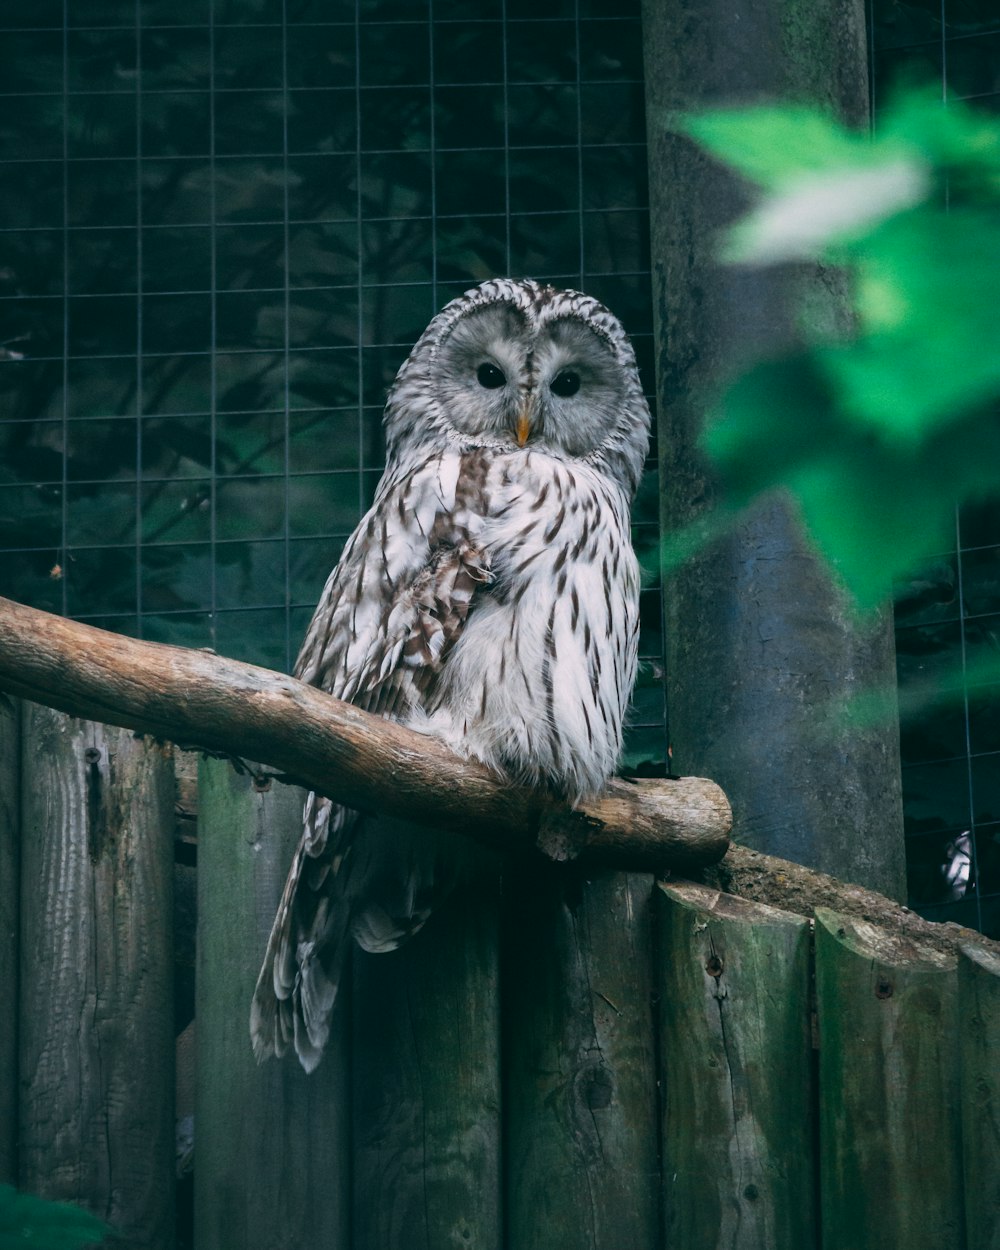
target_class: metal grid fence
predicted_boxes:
[0,0,667,774]
[871,0,1000,934]
[1,0,998,931]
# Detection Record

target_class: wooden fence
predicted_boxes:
[1,700,999,1250]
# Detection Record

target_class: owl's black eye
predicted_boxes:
[476,362,506,389]
[551,369,581,398]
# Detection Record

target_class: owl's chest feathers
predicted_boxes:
[419,450,639,800]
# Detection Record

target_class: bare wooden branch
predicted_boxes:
[0,594,731,870]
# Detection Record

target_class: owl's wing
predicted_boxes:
[250,451,491,1070]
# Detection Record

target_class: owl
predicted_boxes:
[250,278,651,1071]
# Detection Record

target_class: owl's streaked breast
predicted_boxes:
[417,449,640,802]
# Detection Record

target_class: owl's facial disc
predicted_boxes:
[433,302,528,442]
[531,318,625,457]
[432,300,626,457]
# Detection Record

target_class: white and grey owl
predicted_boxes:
[251,278,651,1070]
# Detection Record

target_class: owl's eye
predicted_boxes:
[476,362,506,389]
[551,369,581,398]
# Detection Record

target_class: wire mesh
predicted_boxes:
[0,0,666,775]
[4,0,998,929]
[870,0,1000,936]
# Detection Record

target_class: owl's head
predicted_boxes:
[385,279,651,498]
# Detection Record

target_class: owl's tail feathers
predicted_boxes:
[250,795,351,1074]
[347,813,466,953]
[351,900,434,954]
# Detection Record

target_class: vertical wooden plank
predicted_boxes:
[504,866,659,1250]
[194,758,348,1250]
[959,943,1000,1250]
[0,695,19,1184]
[18,706,175,1248]
[815,908,962,1250]
[657,881,816,1250]
[352,840,501,1250]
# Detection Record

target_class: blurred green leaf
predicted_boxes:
[707,357,1000,609]
[684,105,872,188]
[0,1185,110,1250]
[683,87,1000,609]
[818,210,1000,439]
[721,158,928,263]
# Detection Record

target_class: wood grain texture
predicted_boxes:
[815,908,962,1250]
[0,696,18,1184]
[352,843,501,1250]
[712,843,1000,961]
[194,757,348,1250]
[642,0,906,901]
[657,880,815,1250]
[959,943,1000,1250]
[18,706,175,1248]
[0,593,731,872]
[504,866,659,1250]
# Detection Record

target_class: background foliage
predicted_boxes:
[687,90,1000,612]
[0,1,997,933]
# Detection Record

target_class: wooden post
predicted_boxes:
[815,909,962,1250]
[352,842,501,1250]
[641,0,906,900]
[194,758,348,1250]
[959,943,1000,1250]
[0,696,18,1185]
[18,706,175,1247]
[503,866,660,1250]
[656,881,816,1250]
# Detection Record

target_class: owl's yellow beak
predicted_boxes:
[515,410,532,447]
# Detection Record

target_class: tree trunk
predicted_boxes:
[641,0,907,900]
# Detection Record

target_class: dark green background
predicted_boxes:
[0,0,997,932]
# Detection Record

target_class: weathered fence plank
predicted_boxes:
[18,706,175,1248]
[194,759,348,1250]
[657,880,815,1250]
[959,942,1000,1250]
[352,842,501,1250]
[0,695,18,1184]
[504,866,659,1250]
[815,908,962,1250]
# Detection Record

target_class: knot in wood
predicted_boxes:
[84,747,102,764]
[875,977,893,1000]
[704,954,724,979]
[536,805,600,863]
[578,1063,613,1111]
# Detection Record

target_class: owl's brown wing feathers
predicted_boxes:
[251,459,490,1069]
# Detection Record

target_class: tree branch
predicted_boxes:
[0,595,731,871]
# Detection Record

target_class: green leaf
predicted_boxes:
[817,209,1000,439]
[721,158,929,263]
[683,87,1000,610]
[0,1186,110,1250]
[877,89,1000,190]
[683,105,870,188]
[705,357,1000,609]
[689,89,1000,265]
